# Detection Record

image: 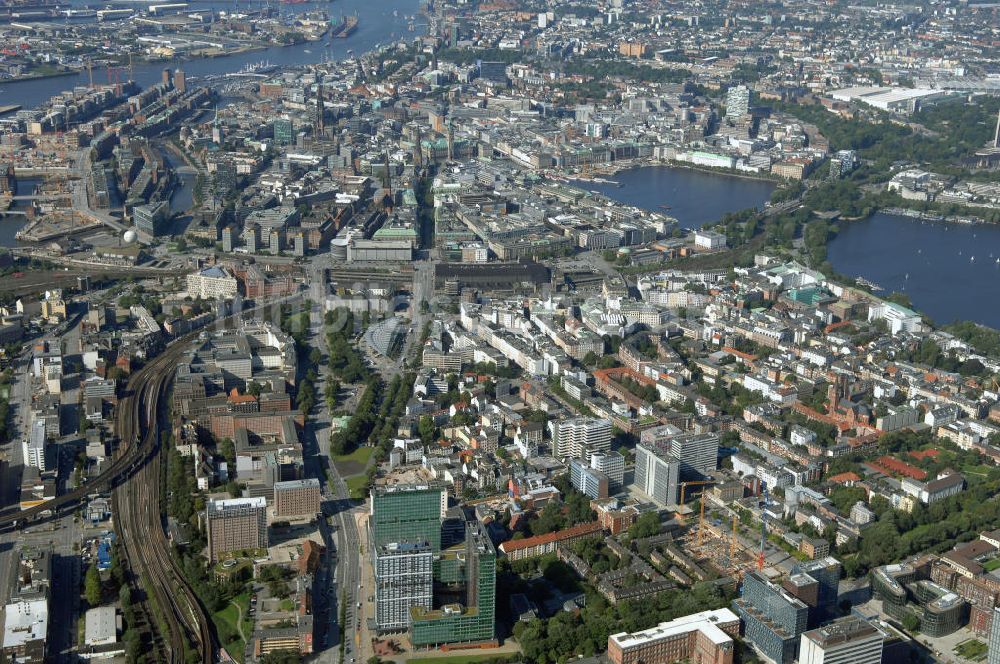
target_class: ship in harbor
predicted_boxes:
[329,13,358,39]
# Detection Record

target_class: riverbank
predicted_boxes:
[1,69,78,84]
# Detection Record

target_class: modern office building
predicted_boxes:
[726,85,751,119]
[410,522,496,647]
[273,478,321,518]
[273,118,294,145]
[988,606,1000,664]
[373,540,433,632]
[478,61,509,84]
[569,458,610,500]
[639,427,718,479]
[794,557,842,626]
[799,616,883,664]
[608,609,740,664]
[133,201,170,237]
[370,484,446,552]
[552,417,611,459]
[206,496,268,562]
[591,451,625,492]
[186,266,239,299]
[733,571,809,664]
[634,441,680,507]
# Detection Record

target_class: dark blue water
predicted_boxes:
[1,0,424,110]
[573,165,776,229]
[828,212,1000,328]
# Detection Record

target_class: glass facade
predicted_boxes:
[370,485,445,552]
[411,524,497,647]
[733,572,808,664]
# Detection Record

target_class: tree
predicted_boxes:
[418,415,436,445]
[84,563,102,606]
[309,347,323,365]
[627,511,661,540]
[219,438,235,467]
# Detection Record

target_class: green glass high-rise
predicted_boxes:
[369,484,496,646]
[370,484,445,552]
[410,523,496,647]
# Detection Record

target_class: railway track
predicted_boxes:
[112,339,215,664]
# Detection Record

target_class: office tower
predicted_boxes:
[23,420,47,471]
[273,479,321,518]
[569,458,609,500]
[591,451,625,492]
[206,497,268,562]
[370,484,446,552]
[988,606,1000,664]
[668,432,719,478]
[634,441,680,507]
[608,609,740,664]
[794,557,842,626]
[162,68,172,88]
[799,617,883,664]
[639,427,718,479]
[477,61,508,84]
[221,226,233,252]
[133,201,170,237]
[273,118,294,146]
[173,69,186,93]
[552,417,611,459]
[410,522,496,646]
[733,571,809,664]
[373,540,433,632]
[726,84,751,119]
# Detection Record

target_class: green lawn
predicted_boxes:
[212,592,251,663]
[345,474,369,500]
[983,558,1000,572]
[955,639,987,661]
[406,654,517,664]
[333,446,374,476]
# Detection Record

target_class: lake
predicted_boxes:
[827,212,1000,329]
[573,165,776,229]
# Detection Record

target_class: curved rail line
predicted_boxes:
[112,340,215,664]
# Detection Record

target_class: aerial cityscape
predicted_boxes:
[0,0,999,662]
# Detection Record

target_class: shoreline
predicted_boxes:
[565,158,779,185]
[1,69,78,84]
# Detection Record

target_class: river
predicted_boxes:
[1,0,425,110]
[573,164,776,229]
[828,212,1000,329]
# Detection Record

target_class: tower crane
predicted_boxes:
[757,481,769,571]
